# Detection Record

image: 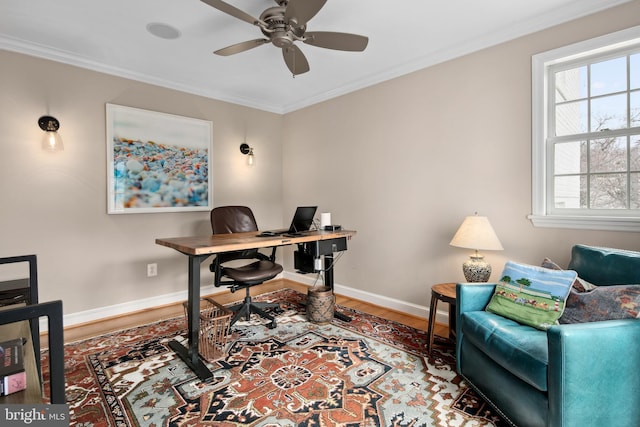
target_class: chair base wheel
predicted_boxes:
[228,292,279,330]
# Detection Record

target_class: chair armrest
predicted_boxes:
[267,245,278,262]
[547,320,640,427]
[456,283,495,312]
[455,283,495,372]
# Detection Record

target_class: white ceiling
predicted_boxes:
[0,0,632,113]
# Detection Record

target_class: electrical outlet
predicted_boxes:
[147,263,158,277]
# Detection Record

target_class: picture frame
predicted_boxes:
[106,104,213,214]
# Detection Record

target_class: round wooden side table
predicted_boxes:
[426,282,457,356]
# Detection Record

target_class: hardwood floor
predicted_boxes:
[62,279,448,343]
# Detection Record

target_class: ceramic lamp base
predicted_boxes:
[462,254,491,282]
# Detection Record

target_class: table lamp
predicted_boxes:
[449,213,503,282]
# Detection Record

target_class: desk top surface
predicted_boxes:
[156,229,356,256]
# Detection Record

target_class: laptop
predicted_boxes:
[259,206,317,236]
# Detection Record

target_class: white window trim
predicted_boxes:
[529,25,640,232]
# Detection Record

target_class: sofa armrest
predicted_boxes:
[455,283,495,373]
[547,319,640,427]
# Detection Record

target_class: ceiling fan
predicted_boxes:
[201,0,368,75]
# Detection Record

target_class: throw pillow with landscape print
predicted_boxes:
[486,261,577,330]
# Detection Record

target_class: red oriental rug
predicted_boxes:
[43,288,506,426]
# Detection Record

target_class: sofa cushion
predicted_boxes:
[567,245,640,286]
[559,284,640,324]
[461,310,549,391]
[486,261,577,330]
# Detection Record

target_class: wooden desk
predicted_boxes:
[156,229,356,381]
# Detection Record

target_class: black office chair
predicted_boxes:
[209,206,283,329]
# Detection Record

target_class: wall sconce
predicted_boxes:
[240,143,254,166]
[38,116,64,151]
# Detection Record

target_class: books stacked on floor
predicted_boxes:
[0,338,27,396]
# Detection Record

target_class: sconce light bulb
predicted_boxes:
[42,131,64,151]
[247,148,254,166]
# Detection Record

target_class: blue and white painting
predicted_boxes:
[106,104,213,214]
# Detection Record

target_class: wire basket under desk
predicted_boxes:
[183,297,232,362]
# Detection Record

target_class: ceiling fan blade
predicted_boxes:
[303,32,369,51]
[282,45,310,75]
[201,0,264,26]
[214,39,269,56]
[285,0,327,26]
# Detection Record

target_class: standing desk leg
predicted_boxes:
[323,253,351,322]
[168,254,213,382]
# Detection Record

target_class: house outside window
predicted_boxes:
[530,25,640,232]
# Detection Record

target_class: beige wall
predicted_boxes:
[282,1,640,307]
[0,51,283,317]
[1,1,640,323]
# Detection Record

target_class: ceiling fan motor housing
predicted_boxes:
[260,6,305,48]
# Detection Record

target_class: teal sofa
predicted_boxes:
[456,245,640,427]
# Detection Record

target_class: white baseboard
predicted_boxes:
[43,273,447,332]
[40,283,224,333]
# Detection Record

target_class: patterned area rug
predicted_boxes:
[43,288,506,426]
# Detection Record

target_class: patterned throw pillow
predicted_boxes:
[559,285,640,323]
[541,258,597,292]
[486,261,577,330]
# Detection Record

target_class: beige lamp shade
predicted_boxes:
[449,215,503,251]
[450,214,503,282]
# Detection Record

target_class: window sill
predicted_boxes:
[528,214,640,232]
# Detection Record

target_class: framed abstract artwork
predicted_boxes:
[106,104,213,214]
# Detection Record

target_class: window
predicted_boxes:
[531,25,640,231]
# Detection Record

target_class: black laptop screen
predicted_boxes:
[288,206,317,233]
